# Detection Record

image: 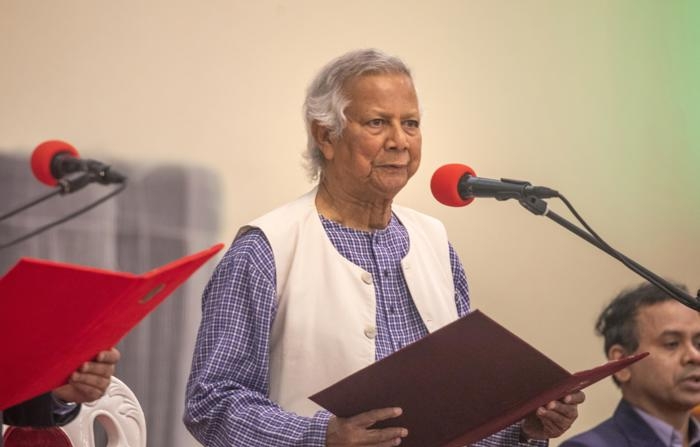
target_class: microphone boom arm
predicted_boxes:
[518,194,700,311]
[0,188,63,222]
[0,172,101,223]
[0,181,127,251]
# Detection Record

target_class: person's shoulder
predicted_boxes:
[241,189,317,240]
[559,430,601,447]
[560,432,607,446]
[231,227,270,252]
[558,416,623,447]
[214,228,273,273]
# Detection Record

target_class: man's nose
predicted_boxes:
[683,342,700,364]
[387,122,409,150]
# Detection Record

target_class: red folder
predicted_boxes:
[0,243,224,410]
[310,309,647,447]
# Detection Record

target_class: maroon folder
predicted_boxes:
[310,309,647,447]
[0,243,223,410]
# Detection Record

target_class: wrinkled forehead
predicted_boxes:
[344,68,415,89]
[342,73,419,105]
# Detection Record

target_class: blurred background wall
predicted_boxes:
[1,1,698,446]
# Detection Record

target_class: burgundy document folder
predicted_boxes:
[310,309,647,447]
[0,243,223,410]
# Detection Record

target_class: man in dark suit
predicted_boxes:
[561,282,700,446]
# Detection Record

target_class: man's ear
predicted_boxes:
[609,344,633,383]
[311,121,335,161]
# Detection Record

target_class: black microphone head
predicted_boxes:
[431,163,477,207]
[31,140,80,186]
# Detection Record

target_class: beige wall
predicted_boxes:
[2,1,698,445]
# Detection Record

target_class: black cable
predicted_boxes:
[555,194,612,251]
[555,193,654,276]
[0,188,63,222]
[552,192,699,308]
[0,182,127,251]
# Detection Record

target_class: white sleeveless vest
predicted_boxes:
[237,189,459,416]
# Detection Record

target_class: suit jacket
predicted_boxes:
[2,393,80,446]
[3,393,61,427]
[560,399,681,447]
[1,394,53,447]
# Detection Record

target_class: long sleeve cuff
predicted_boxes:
[3,393,81,427]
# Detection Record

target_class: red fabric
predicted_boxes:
[3,426,72,447]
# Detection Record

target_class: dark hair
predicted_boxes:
[596,281,689,355]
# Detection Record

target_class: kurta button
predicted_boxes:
[361,272,373,285]
[364,326,377,339]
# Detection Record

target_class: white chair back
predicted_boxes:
[61,377,146,447]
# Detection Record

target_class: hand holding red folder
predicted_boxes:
[52,347,121,404]
[0,243,223,410]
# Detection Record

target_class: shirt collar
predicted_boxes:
[633,406,700,447]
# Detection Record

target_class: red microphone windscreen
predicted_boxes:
[430,163,477,207]
[31,140,79,186]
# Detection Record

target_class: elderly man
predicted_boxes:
[561,282,700,446]
[184,48,584,446]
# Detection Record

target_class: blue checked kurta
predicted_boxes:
[184,214,546,447]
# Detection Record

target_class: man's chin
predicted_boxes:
[371,177,409,197]
[671,393,700,412]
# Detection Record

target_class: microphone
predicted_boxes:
[30,140,126,189]
[430,163,558,207]
[1,140,128,248]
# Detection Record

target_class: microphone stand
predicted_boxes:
[518,194,700,312]
[0,188,63,222]
[0,173,94,223]
[0,172,126,251]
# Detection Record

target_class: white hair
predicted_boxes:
[302,49,413,181]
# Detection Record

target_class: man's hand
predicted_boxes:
[326,407,408,447]
[52,347,121,403]
[521,390,586,440]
